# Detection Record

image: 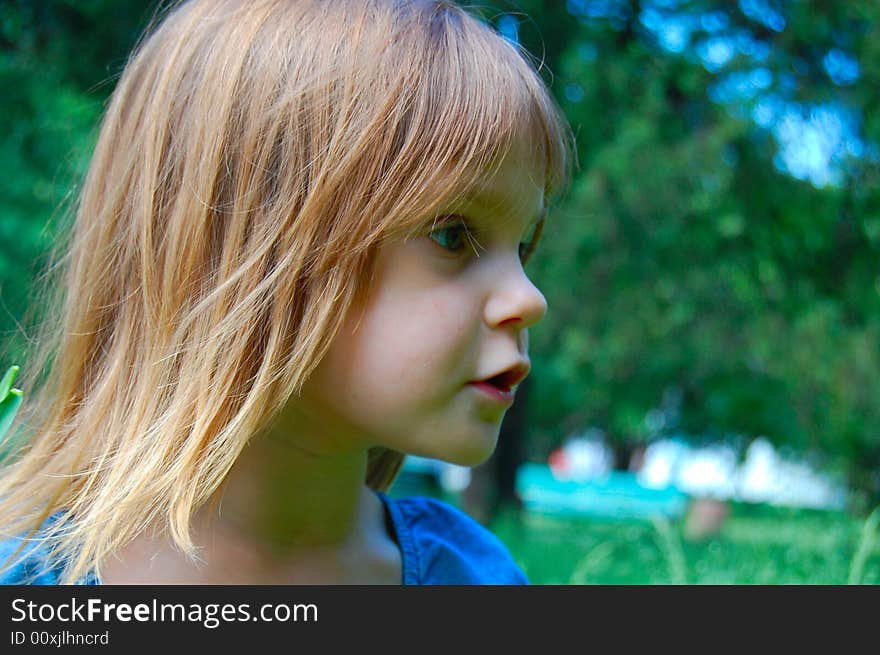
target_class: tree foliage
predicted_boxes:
[487,0,880,502]
[0,0,158,355]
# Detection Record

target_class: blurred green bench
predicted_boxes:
[516,462,689,520]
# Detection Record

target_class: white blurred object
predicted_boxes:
[402,455,471,493]
[736,438,778,504]
[438,463,472,492]
[548,430,613,481]
[637,436,847,510]
[676,444,738,499]
[638,439,690,489]
[736,438,847,509]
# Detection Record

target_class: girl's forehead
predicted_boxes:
[458,153,546,228]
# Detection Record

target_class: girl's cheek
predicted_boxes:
[388,291,472,376]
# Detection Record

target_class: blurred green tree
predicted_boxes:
[486,1,879,504]
[0,0,157,358]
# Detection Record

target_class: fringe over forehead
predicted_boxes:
[137,0,572,251]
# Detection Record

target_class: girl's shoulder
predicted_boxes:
[378,493,528,585]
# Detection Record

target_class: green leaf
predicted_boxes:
[0,389,23,444]
[0,365,20,402]
[0,365,23,446]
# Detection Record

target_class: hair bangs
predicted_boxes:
[371,2,573,243]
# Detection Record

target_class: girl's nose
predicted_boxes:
[483,262,548,331]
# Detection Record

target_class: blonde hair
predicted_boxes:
[0,0,573,584]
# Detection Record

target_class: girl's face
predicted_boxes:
[296,145,548,466]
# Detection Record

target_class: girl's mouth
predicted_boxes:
[467,361,529,404]
[471,362,529,390]
[468,381,515,405]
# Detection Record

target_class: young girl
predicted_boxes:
[0,0,572,585]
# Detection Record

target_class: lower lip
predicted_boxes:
[468,382,514,405]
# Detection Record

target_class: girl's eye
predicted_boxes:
[428,221,474,254]
[519,218,544,265]
[427,215,544,262]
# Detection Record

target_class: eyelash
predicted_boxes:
[428,218,542,264]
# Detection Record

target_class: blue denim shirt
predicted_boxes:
[377,492,527,584]
[0,494,527,585]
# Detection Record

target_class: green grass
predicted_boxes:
[488,502,880,585]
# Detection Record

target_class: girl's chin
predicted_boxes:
[420,436,500,468]
[383,417,502,466]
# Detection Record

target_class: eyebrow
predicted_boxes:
[465,192,547,232]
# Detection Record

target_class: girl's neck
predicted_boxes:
[204,429,371,550]
[99,424,402,584]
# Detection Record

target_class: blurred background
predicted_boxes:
[0,0,878,583]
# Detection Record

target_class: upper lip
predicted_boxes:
[470,361,531,391]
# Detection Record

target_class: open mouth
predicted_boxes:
[483,373,513,392]
[468,362,529,403]
[483,363,529,390]
[468,379,515,405]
